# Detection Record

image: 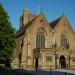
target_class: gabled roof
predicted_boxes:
[16,16,38,37]
[49,17,62,28]
[16,14,71,38]
[16,12,49,37]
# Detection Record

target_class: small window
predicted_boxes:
[46,56,52,61]
[20,40,23,50]
[40,19,43,22]
[28,34,31,42]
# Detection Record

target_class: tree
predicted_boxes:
[0,3,16,67]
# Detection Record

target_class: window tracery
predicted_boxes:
[36,28,45,48]
[61,34,69,49]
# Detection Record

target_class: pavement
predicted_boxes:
[32,69,75,75]
[0,69,75,75]
[54,69,75,74]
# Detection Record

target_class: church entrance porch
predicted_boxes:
[35,58,38,70]
[59,55,66,69]
[33,49,40,70]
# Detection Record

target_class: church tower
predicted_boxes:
[20,9,29,28]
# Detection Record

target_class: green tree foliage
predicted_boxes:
[0,3,15,66]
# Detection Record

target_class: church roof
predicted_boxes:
[16,15,64,37]
[16,16,38,37]
[49,17,62,28]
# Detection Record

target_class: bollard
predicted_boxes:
[50,68,52,75]
[64,72,66,75]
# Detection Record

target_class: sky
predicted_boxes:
[0,0,75,31]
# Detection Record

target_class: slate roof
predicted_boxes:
[16,15,63,38]
[50,17,62,28]
[16,16,38,37]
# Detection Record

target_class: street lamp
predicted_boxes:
[55,53,57,69]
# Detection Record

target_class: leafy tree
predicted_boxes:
[0,3,16,67]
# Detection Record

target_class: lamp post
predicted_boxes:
[55,54,57,69]
[54,50,57,69]
[64,72,66,75]
[68,55,70,69]
[50,68,52,75]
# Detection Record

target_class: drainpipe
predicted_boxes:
[55,54,57,69]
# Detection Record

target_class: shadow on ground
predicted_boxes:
[0,69,74,75]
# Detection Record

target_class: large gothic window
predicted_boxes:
[36,28,45,48]
[61,34,69,49]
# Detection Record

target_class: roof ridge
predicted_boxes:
[49,16,62,28]
[16,15,38,37]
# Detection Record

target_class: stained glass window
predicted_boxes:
[36,28,45,48]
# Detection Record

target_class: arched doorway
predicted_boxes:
[35,58,38,70]
[59,55,66,68]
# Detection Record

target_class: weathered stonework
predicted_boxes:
[11,9,75,70]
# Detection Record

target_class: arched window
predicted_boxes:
[36,28,45,48]
[21,40,23,50]
[19,40,23,68]
[61,34,69,49]
[27,33,31,57]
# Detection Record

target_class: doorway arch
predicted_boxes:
[59,55,66,68]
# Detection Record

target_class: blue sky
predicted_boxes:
[0,0,75,31]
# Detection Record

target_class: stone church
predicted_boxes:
[11,9,75,70]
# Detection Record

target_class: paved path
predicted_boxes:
[32,70,74,75]
[54,69,75,74]
[0,69,75,75]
